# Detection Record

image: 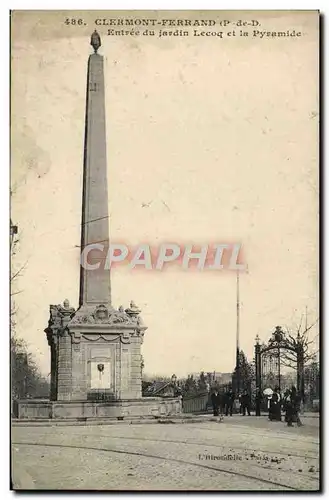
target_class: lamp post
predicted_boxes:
[273,326,284,392]
[254,335,261,416]
[236,270,240,395]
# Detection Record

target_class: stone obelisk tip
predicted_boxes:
[90,29,101,53]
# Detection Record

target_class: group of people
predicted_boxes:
[211,388,252,417]
[210,388,234,417]
[268,385,303,427]
[210,385,303,427]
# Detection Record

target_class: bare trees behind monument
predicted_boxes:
[281,313,319,370]
[10,220,49,402]
[281,313,319,403]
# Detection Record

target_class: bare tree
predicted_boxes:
[10,220,49,401]
[280,313,319,370]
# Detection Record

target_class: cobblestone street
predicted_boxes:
[11,414,320,491]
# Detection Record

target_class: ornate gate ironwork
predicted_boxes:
[255,326,304,396]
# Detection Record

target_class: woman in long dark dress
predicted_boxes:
[269,386,281,421]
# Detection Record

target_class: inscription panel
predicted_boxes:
[86,344,115,392]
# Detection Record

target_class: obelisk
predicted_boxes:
[33,32,181,418]
[63,32,146,404]
[79,29,111,306]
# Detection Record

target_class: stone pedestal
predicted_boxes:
[69,324,143,401]
[46,301,146,403]
[18,301,184,421]
[15,397,182,420]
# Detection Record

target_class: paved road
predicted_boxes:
[11,415,320,491]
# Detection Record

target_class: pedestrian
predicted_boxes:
[211,389,220,417]
[219,391,226,416]
[238,393,243,414]
[269,386,281,421]
[255,387,262,416]
[241,389,251,416]
[284,389,294,427]
[291,386,303,427]
[282,389,290,422]
[225,388,235,416]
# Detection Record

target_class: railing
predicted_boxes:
[182,392,210,414]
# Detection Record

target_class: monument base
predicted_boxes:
[14,397,182,420]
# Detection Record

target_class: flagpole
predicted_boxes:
[236,269,240,395]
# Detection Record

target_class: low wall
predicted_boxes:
[182,392,210,414]
[14,397,182,420]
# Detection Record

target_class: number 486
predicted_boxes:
[64,18,85,26]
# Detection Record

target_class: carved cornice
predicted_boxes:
[68,303,147,333]
[69,331,144,345]
[46,302,147,346]
[69,304,136,326]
